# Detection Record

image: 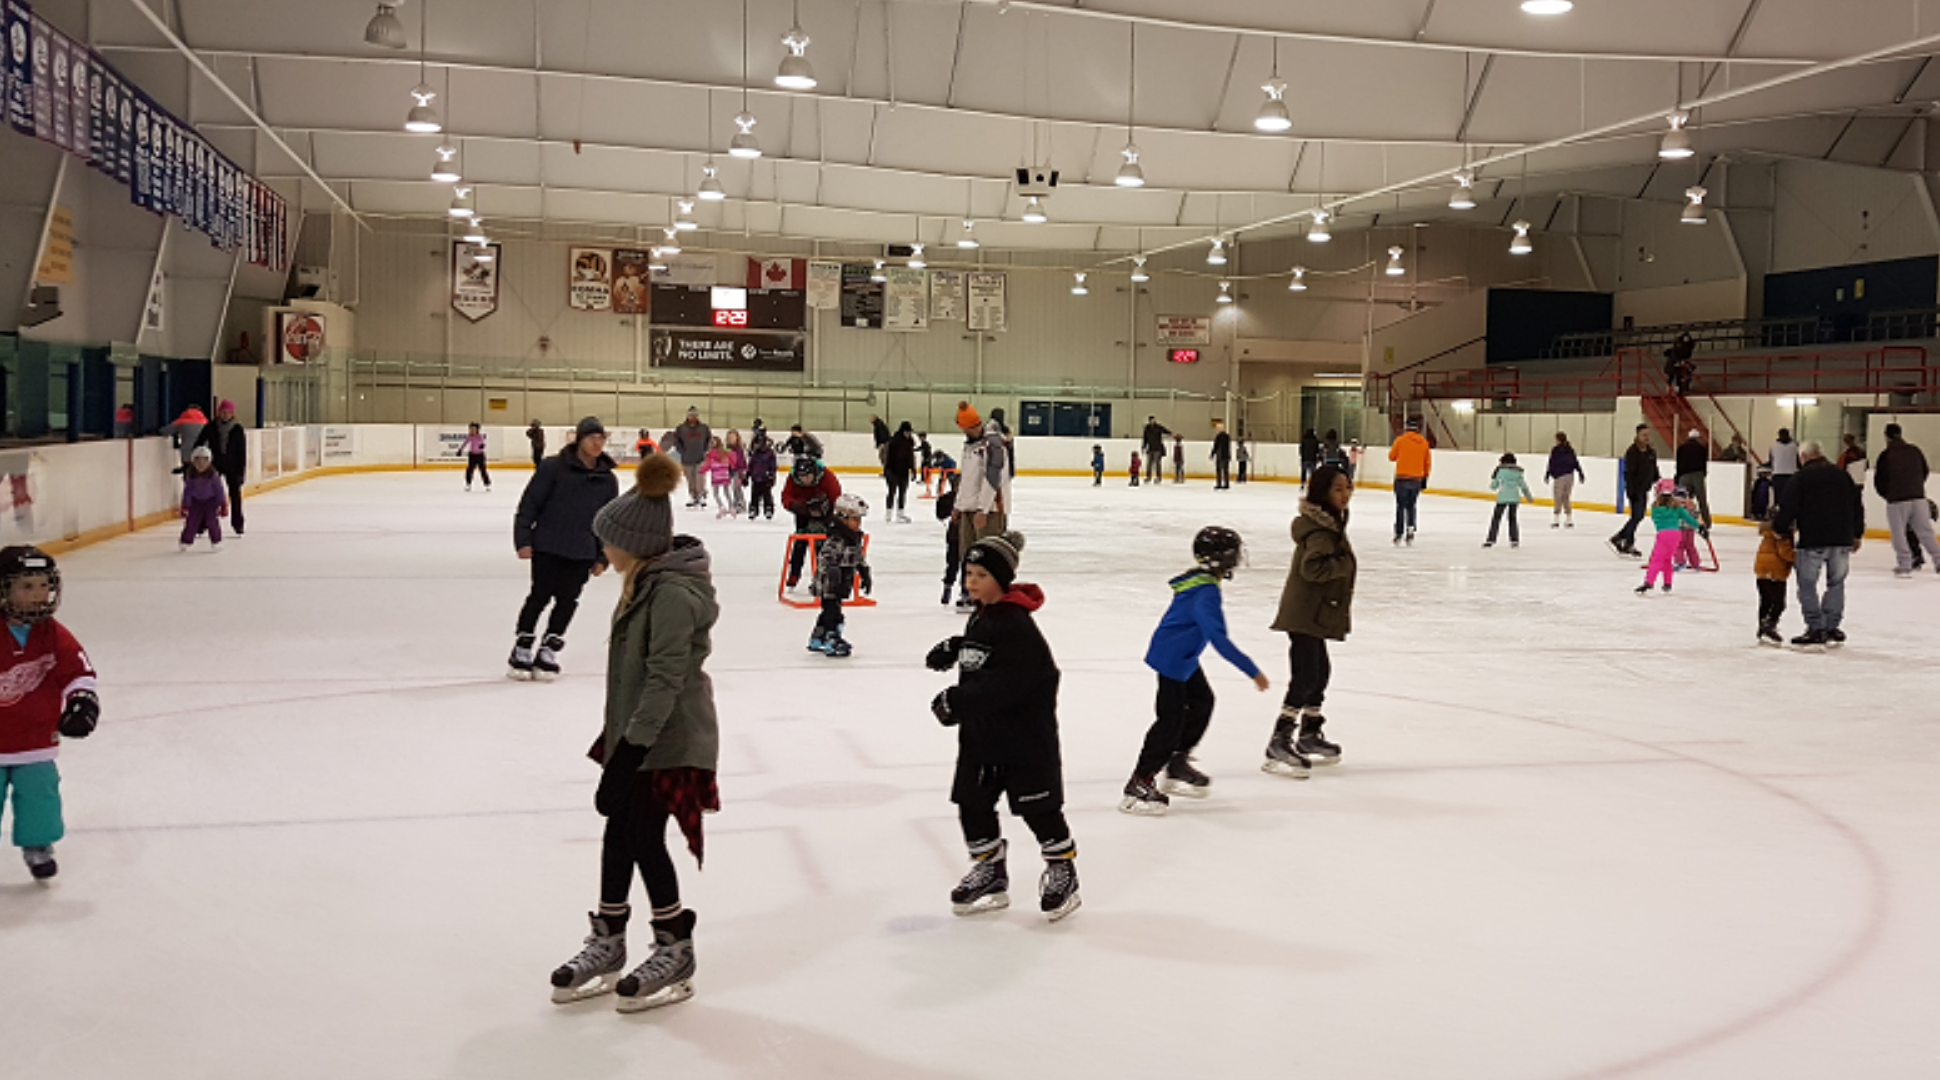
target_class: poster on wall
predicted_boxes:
[882,267,929,331]
[451,242,501,322]
[929,270,964,321]
[1155,315,1211,346]
[966,271,1006,332]
[659,253,716,287]
[568,247,612,311]
[651,329,805,373]
[276,310,325,364]
[840,262,883,328]
[612,249,651,315]
[5,0,30,134]
[806,259,841,310]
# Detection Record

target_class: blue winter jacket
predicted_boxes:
[1544,445,1585,482]
[1143,571,1261,682]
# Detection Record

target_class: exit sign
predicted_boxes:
[1168,348,1200,364]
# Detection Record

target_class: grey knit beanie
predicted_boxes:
[593,453,682,558]
[965,530,1026,588]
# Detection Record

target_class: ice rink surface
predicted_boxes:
[8,470,1939,1080]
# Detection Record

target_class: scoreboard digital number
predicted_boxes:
[1168,348,1200,364]
[713,309,750,327]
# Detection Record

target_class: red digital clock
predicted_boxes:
[713,309,750,328]
[1168,348,1200,364]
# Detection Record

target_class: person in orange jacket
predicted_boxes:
[1387,418,1432,545]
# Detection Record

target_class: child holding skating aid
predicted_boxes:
[1120,527,1269,816]
[924,532,1080,922]
[1091,445,1105,487]
[1637,479,1702,595]
[180,445,229,553]
[1484,452,1532,548]
[0,546,100,884]
[809,495,872,658]
[1754,512,1795,646]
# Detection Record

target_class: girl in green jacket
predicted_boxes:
[1265,465,1357,777]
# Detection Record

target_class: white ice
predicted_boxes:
[7,471,1939,1080]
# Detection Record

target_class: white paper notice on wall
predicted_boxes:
[929,270,964,321]
[883,268,929,331]
[966,272,1006,332]
[1155,316,1211,346]
[806,260,841,310]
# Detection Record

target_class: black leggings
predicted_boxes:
[1136,669,1215,776]
[466,453,490,487]
[885,472,910,512]
[223,474,245,532]
[1756,578,1787,625]
[749,479,775,518]
[517,552,595,637]
[600,793,679,911]
[1282,632,1331,711]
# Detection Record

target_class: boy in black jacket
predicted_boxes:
[935,472,962,606]
[924,532,1080,922]
[810,495,871,658]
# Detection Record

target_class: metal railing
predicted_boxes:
[1543,316,1822,360]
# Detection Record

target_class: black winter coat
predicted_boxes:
[885,432,918,477]
[1773,458,1864,549]
[1623,443,1660,498]
[194,420,248,479]
[1300,432,1321,463]
[1141,421,1170,455]
[1212,431,1232,463]
[513,448,619,562]
[1873,440,1930,503]
[1674,440,1708,478]
[940,586,1061,769]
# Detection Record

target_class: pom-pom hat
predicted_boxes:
[594,453,682,558]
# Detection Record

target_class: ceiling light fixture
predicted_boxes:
[472,242,493,263]
[1130,256,1149,283]
[1509,220,1533,255]
[1215,281,1234,304]
[730,0,762,158]
[401,2,440,132]
[1255,39,1292,132]
[1021,196,1048,224]
[447,186,474,218]
[957,220,980,249]
[775,2,817,90]
[1308,209,1331,243]
[1681,186,1709,224]
[364,2,406,49]
[1115,25,1147,188]
[674,199,699,230]
[429,145,460,183]
[1659,112,1694,159]
[870,259,887,283]
[1071,272,1089,296]
[1520,0,1574,13]
[1207,238,1228,265]
[908,243,927,269]
[462,219,487,244]
[659,227,682,256]
[1288,266,1307,291]
[1386,246,1406,276]
[697,164,726,202]
[1449,171,1476,210]
[1116,143,1145,188]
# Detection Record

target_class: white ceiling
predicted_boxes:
[77,0,1940,251]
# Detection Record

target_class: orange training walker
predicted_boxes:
[778,533,878,609]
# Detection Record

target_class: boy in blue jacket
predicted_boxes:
[1121,527,1269,815]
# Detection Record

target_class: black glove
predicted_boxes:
[59,690,98,739]
[806,496,831,518]
[925,637,961,671]
[594,739,648,817]
[858,565,873,595]
[930,689,956,726]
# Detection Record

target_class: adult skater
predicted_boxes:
[871,415,892,463]
[665,408,713,508]
[1874,423,1940,577]
[925,531,1081,922]
[527,420,547,466]
[1771,441,1864,650]
[1265,465,1356,777]
[782,424,823,460]
[458,422,491,492]
[1544,432,1585,528]
[1299,429,1321,482]
[162,404,210,474]
[1674,429,1712,534]
[1609,425,1659,557]
[988,407,1017,476]
[1141,416,1170,485]
[1768,428,1800,508]
[952,405,1012,614]
[1388,418,1431,545]
[510,418,618,680]
[549,452,719,1012]
[194,400,249,535]
[884,421,918,524]
[1210,422,1234,490]
[782,456,842,591]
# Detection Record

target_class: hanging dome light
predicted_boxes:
[1021,196,1048,224]
[1115,143,1146,188]
[430,155,460,184]
[1215,281,1234,304]
[1206,238,1228,265]
[697,165,727,202]
[462,219,487,244]
[1254,77,1293,133]
[1681,186,1709,225]
[471,237,494,262]
[1308,209,1332,243]
[1386,246,1406,276]
[673,199,699,231]
[1520,0,1574,13]
[404,83,442,133]
[1659,112,1694,159]
[1130,256,1150,283]
[1449,172,1476,210]
[870,259,887,283]
[447,186,475,218]
[649,249,669,272]
[364,3,407,49]
[1071,272,1089,296]
[729,111,762,158]
[1509,220,1533,255]
[1287,265,1307,291]
[659,227,682,256]
[776,24,817,90]
[908,243,927,269]
[957,220,980,249]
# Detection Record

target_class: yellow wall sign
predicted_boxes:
[36,204,75,285]
[488,398,509,411]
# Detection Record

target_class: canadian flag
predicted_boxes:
[747,258,806,291]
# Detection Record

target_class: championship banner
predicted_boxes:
[29,14,49,141]
[929,269,964,321]
[882,267,929,332]
[110,69,131,183]
[131,95,151,210]
[651,328,804,373]
[966,271,1006,332]
[805,259,841,311]
[64,35,85,157]
[746,257,805,291]
[4,1,30,134]
[611,249,651,315]
[85,53,102,164]
[568,247,612,311]
[45,19,65,150]
[840,263,882,328]
[276,310,325,364]
[452,242,501,322]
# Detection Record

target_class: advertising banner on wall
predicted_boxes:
[1155,315,1211,346]
[568,247,612,311]
[276,310,326,364]
[451,242,501,322]
[650,329,805,373]
[966,271,1006,332]
[883,267,929,331]
[612,249,651,315]
[806,259,841,310]
[840,263,883,328]
[929,270,964,321]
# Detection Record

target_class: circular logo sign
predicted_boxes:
[283,315,324,363]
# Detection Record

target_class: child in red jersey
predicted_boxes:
[0,546,99,884]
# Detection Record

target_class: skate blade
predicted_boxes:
[951,893,1010,916]
[550,973,622,1004]
[1306,754,1342,766]
[615,980,693,1013]
[1757,638,1783,648]
[506,668,534,681]
[1158,779,1210,799]
[1043,893,1082,923]
[1117,797,1168,816]
[533,670,559,683]
[1260,760,1312,779]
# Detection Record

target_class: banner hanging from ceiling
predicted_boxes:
[966,272,1006,332]
[929,270,963,321]
[612,249,651,314]
[840,263,883,328]
[568,247,612,311]
[452,242,501,322]
[882,267,929,331]
[806,260,841,310]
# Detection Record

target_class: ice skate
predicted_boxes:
[1118,774,1170,816]
[1405,527,1416,545]
[1634,583,1652,596]
[22,846,56,884]
[1262,711,1312,779]
[1894,568,1913,579]
[1551,517,1560,529]
[1757,623,1783,647]
[951,839,1010,915]
[1510,541,1519,549]
[1565,514,1574,528]
[178,543,191,553]
[549,912,627,1004]
[896,511,911,524]
[507,633,537,680]
[807,626,830,654]
[953,594,977,615]
[615,910,697,1013]
[940,584,953,606]
[1790,628,1827,652]
[1160,752,1211,799]
[823,630,853,658]
[533,635,565,681]
[1825,628,1847,648]
[211,542,224,554]
[1661,583,1673,593]
[1039,858,1081,922]
[1482,540,1494,548]
[1296,710,1341,765]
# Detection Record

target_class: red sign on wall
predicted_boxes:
[713,309,750,328]
[1168,348,1200,364]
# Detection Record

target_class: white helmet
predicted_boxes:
[834,494,869,519]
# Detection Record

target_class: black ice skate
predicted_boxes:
[1757,623,1783,647]
[1634,583,1653,596]
[1160,752,1211,799]
[1039,858,1081,922]
[1791,628,1827,651]
[22,845,56,883]
[615,910,697,1013]
[507,633,537,680]
[1262,711,1312,779]
[1296,710,1341,765]
[806,626,830,653]
[951,839,1010,915]
[1118,774,1170,816]
[550,912,627,1004]
[823,630,853,658]
[953,594,977,615]
[533,635,565,681]
[1824,628,1847,648]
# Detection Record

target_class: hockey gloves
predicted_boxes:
[925,637,962,671]
[594,739,649,817]
[930,689,957,726]
[58,690,98,739]
[858,565,873,595]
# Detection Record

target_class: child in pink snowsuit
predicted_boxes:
[180,446,228,552]
[704,437,735,517]
[1637,480,1701,595]
[1673,486,1703,570]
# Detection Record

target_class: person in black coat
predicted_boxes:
[870,415,892,461]
[193,401,249,535]
[509,417,619,679]
[1771,442,1864,648]
[1141,417,1170,485]
[924,531,1080,922]
[1874,423,1940,574]
[883,421,919,523]
[1299,429,1322,482]
[1673,429,1712,533]
[526,420,546,467]
[1609,425,1659,556]
[1210,423,1234,490]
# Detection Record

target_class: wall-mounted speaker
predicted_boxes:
[20,286,61,328]
[1014,166,1059,197]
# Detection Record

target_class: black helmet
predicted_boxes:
[790,456,825,484]
[0,546,61,624]
[1193,527,1244,579]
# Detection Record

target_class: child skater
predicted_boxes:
[1672,486,1704,571]
[548,452,719,1013]
[1485,452,1532,548]
[1172,433,1186,484]
[1748,463,1775,520]
[180,446,229,553]
[1236,438,1251,484]
[746,433,778,521]
[1264,465,1356,778]
[924,532,1080,922]
[1129,450,1142,487]
[1120,527,1269,816]
[0,546,100,884]
[461,422,491,491]
[1754,511,1795,646]
[936,471,962,607]
[725,430,748,517]
[1544,432,1584,528]
[809,495,872,658]
[1091,445,1105,487]
[1637,479,1701,596]
[703,437,734,518]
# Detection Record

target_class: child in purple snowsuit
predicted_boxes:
[180,446,228,552]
